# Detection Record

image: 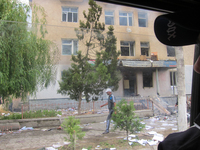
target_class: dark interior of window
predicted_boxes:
[143,71,153,87]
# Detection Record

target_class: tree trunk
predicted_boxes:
[175,46,187,131]
[78,92,82,115]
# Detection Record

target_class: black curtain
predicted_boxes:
[190,43,200,126]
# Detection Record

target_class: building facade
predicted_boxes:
[30,0,194,100]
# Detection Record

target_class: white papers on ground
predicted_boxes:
[19,126,34,131]
[152,133,164,142]
[127,130,164,146]
[145,125,153,130]
[45,147,58,150]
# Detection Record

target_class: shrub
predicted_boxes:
[112,99,145,143]
[0,109,62,120]
[61,116,85,150]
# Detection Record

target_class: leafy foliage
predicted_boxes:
[58,0,120,114]
[0,0,59,103]
[112,99,145,142]
[95,26,121,91]
[0,109,61,120]
[61,116,85,150]
[58,51,110,114]
[75,0,105,57]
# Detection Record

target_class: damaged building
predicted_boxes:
[28,0,194,107]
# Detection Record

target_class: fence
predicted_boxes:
[14,97,153,118]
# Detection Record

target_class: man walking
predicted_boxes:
[100,88,116,134]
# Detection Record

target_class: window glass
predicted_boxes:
[121,41,134,56]
[62,13,66,21]
[129,17,132,26]
[138,12,147,27]
[71,8,78,12]
[62,45,72,55]
[105,11,114,25]
[105,11,113,15]
[73,13,78,22]
[119,17,127,26]
[143,72,153,87]
[73,40,78,55]
[62,7,78,22]
[68,13,72,22]
[62,39,78,55]
[121,47,130,56]
[119,12,132,26]
[170,72,177,86]
[138,12,146,18]
[119,12,127,16]
[121,41,129,45]
[141,42,149,47]
[62,40,72,44]
[141,42,149,56]
[167,46,175,56]
[62,7,69,11]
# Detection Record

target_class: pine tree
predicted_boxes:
[58,0,120,114]
[112,99,145,143]
[58,51,110,114]
[75,0,105,58]
[95,25,121,91]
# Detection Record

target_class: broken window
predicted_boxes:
[143,71,153,87]
[167,46,175,57]
[170,71,177,86]
[141,42,149,56]
[120,41,134,56]
[138,12,147,27]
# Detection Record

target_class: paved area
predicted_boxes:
[0,114,180,150]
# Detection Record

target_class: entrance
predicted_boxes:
[123,74,137,96]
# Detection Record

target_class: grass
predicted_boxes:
[100,141,115,148]
[0,109,62,120]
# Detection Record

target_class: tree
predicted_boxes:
[58,51,110,114]
[75,0,105,58]
[58,0,120,114]
[95,25,121,91]
[175,46,187,131]
[112,99,145,144]
[0,0,59,103]
[61,116,85,150]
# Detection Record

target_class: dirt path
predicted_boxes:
[0,110,179,150]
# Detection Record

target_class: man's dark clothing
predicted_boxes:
[105,94,116,133]
[108,94,116,111]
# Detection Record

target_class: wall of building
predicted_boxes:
[30,0,195,100]
[158,69,172,96]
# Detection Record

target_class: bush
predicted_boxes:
[0,109,62,120]
[112,99,145,143]
[61,116,85,150]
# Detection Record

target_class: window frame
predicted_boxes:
[105,10,114,25]
[167,46,176,57]
[170,71,177,86]
[119,11,133,26]
[120,41,135,56]
[140,42,150,56]
[143,71,153,88]
[138,11,148,27]
[62,7,78,22]
[62,39,78,55]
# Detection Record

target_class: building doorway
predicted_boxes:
[123,73,137,96]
